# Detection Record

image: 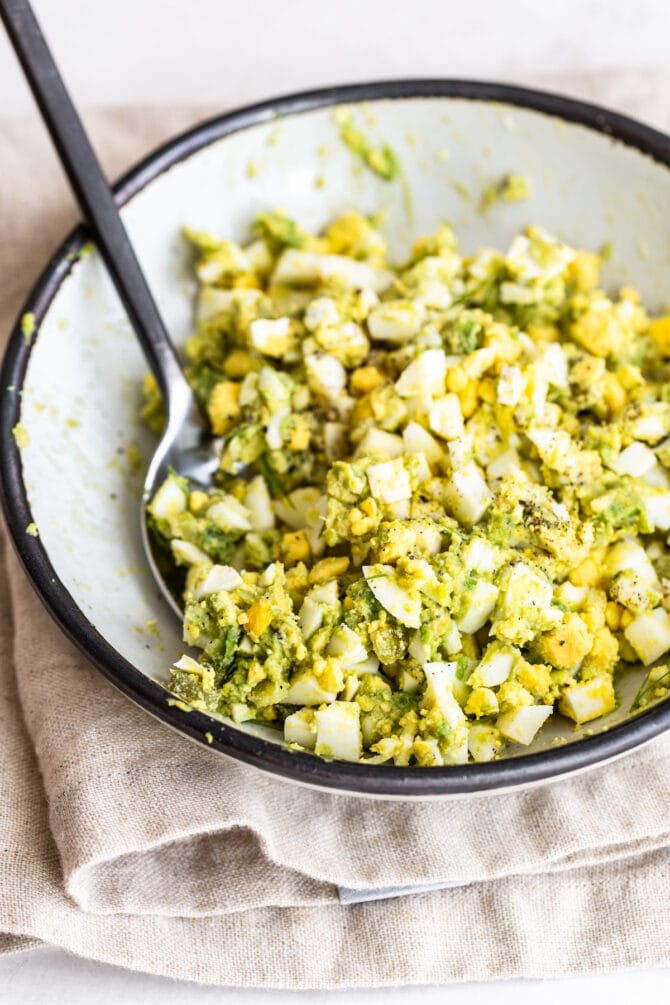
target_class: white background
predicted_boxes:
[2,0,670,116]
[2,0,670,1001]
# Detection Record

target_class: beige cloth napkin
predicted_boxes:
[2,73,670,988]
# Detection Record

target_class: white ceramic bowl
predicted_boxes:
[3,81,670,797]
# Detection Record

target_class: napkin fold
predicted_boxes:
[2,77,670,988]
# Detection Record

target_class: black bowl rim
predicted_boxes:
[3,78,670,798]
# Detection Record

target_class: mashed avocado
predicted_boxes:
[145,210,670,765]
[334,108,400,181]
[480,173,532,212]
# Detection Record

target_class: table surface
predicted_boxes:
[3,0,670,999]
[1,949,669,1004]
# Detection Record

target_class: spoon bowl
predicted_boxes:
[140,385,221,620]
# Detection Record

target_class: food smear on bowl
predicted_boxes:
[144,209,670,765]
[333,107,400,181]
[479,172,532,213]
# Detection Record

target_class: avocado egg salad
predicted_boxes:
[144,209,670,766]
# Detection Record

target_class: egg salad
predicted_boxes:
[144,209,670,765]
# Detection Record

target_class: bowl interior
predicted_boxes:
[15,94,670,767]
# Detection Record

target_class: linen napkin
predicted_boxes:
[2,74,670,988]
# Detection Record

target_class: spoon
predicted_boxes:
[1,0,218,619]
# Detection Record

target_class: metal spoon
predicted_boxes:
[1,0,217,619]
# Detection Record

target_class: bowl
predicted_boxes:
[3,80,670,798]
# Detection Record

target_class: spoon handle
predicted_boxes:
[0,0,193,416]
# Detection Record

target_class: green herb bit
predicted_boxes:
[259,454,291,503]
[630,663,670,712]
[449,276,495,308]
